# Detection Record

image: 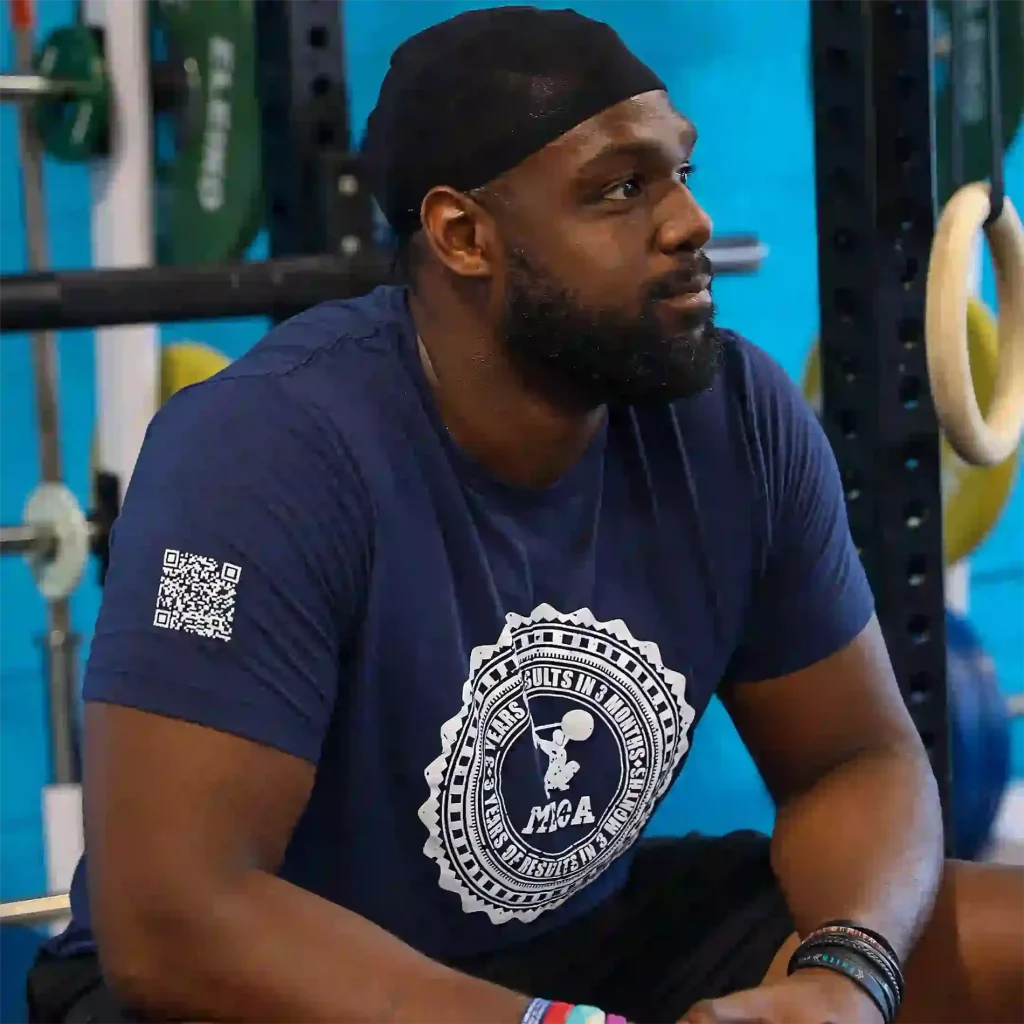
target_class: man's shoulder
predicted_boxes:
[226,284,409,389]
[152,286,412,440]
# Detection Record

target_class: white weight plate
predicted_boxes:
[22,482,90,600]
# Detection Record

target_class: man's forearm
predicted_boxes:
[110,868,530,1024]
[770,743,944,960]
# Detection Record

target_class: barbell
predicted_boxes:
[0,893,70,927]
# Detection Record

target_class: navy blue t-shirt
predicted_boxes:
[54,286,873,961]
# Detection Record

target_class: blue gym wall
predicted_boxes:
[2,0,1022,913]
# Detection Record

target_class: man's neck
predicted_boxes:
[409,291,604,490]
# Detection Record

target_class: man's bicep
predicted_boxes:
[721,618,920,803]
[86,377,372,762]
[84,702,316,969]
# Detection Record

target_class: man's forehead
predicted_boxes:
[550,91,696,162]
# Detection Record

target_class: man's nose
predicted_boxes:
[656,185,713,255]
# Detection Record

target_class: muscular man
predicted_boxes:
[28,8,1022,1024]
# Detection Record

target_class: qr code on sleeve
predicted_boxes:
[153,548,241,642]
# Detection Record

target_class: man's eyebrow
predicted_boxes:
[574,126,698,176]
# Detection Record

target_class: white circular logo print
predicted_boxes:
[418,604,695,924]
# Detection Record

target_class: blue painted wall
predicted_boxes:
[2,0,1021,909]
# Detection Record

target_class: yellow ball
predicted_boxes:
[160,341,232,403]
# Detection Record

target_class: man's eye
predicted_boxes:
[602,164,697,203]
[603,176,645,202]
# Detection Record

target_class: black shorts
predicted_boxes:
[454,831,794,1022]
[27,832,792,1024]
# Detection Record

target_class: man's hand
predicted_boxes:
[680,969,884,1024]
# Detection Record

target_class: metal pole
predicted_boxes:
[0,523,57,558]
[13,14,79,786]
[0,72,83,101]
[0,893,71,926]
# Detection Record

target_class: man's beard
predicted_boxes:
[499,247,723,410]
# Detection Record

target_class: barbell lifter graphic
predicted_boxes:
[531,708,595,798]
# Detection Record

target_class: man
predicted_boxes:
[28,7,1023,1024]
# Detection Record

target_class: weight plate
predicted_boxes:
[32,24,111,163]
[801,297,1020,565]
[932,0,1024,204]
[22,482,91,601]
[153,0,263,265]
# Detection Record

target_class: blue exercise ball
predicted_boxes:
[947,611,1011,861]
[648,696,775,838]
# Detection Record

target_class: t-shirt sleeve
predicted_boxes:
[723,349,875,684]
[84,373,372,763]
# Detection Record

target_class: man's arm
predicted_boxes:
[717,346,943,962]
[84,374,529,1022]
[88,704,529,1023]
[719,620,943,960]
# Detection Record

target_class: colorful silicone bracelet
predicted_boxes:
[522,998,611,1024]
[564,1005,607,1024]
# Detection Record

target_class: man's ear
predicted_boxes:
[419,186,500,279]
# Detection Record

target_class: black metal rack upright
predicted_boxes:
[254,0,373,263]
[811,1,952,840]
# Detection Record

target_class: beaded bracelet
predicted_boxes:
[520,998,626,1024]
[788,944,897,1023]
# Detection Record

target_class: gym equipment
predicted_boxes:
[805,2,1024,209]
[6,0,80,792]
[0,232,765,335]
[946,612,1011,861]
[940,301,1020,564]
[0,484,94,601]
[152,0,263,266]
[159,340,233,400]
[0,893,71,928]
[0,3,263,265]
[23,486,88,598]
[648,696,775,840]
[801,297,1020,566]
[925,184,1024,467]
[932,0,1024,206]
[28,25,109,164]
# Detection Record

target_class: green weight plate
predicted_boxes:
[154,0,263,265]
[32,24,111,163]
[933,0,1024,204]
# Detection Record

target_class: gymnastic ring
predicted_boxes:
[925,183,1024,467]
